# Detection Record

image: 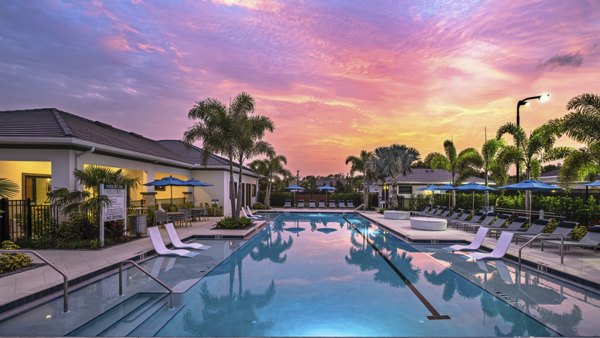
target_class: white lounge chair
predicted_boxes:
[448,227,489,252]
[467,231,514,261]
[245,206,264,219]
[241,208,261,220]
[165,223,210,251]
[148,226,198,257]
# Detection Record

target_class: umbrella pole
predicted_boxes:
[472,191,475,211]
[170,186,173,206]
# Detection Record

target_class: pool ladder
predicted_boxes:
[118,260,173,309]
[0,249,69,313]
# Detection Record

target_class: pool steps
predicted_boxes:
[68,293,182,336]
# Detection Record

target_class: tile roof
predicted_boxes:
[0,108,257,174]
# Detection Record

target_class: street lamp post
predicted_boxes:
[515,93,550,181]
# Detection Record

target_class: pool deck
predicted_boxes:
[0,217,264,310]
[1,209,599,314]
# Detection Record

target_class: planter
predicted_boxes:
[128,215,148,235]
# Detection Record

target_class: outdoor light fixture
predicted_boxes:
[515,93,550,181]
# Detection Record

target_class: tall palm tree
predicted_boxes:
[345,150,373,208]
[250,154,291,207]
[234,111,275,218]
[185,95,243,219]
[425,140,483,206]
[481,138,505,206]
[495,123,570,181]
[551,93,600,186]
[0,178,19,199]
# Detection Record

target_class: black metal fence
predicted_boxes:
[0,198,60,242]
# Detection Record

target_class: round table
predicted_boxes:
[410,217,447,231]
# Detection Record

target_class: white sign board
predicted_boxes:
[100,184,127,246]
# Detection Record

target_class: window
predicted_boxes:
[251,184,257,197]
[22,174,52,204]
[397,185,412,194]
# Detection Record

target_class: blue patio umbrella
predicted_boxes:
[455,182,497,210]
[183,179,214,206]
[144,176,187,205]
[417,184,438,191]
[499,180,562,218]
[585,181,600,187]
[285,185,305,205]
[318,185,336,204]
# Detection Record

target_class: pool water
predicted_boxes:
[1,212,598,336]
[155,213,557,336]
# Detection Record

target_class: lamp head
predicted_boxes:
[539,93,550,102]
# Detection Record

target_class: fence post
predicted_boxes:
[0,198,8,241]
[26,198,32,239]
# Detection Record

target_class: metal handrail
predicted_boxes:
[516,233,564,269]
[118,260,173,308]
[0,249,69,313]
[354,204,365,211]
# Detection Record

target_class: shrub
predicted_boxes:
[216,217,252,229]
[570,225,588,240]
[252,202,270,210]
[0,241,32,274]
[105,220,126,242]
[543,219,559,233]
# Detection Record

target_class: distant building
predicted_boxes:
[0,108,259,216]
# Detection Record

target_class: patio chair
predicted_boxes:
[148,226,197,257]
[347,200,355,208]
[461,212,495,232]
[154,210,168,226]
[338,200,347,208]
[165,223,210,250]
[437,208,451,218]
[541,225,600,253]
[328,200,336,208]
[484,214,522,237]
[241,208,261,220]
[308,200,317,208]
[450,210,472,228]
[318,200,326,208]
[297,200,305,208]
[468,231,514,261]
[177,208,193,227]
[448,227,490,252]
[413,205,431,216]
[514,219,550,244]
[245,206,264,219]
[283,199,292,208]
[515,221,579,247]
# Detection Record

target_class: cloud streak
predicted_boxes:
[0,0,599,175]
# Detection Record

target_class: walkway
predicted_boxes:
[0,217,263,309]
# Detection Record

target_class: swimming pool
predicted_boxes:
[0,212,598,336]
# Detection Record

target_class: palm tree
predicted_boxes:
[495,123,570,181]
[345,150,373,208]
[185,95,243,219]
[425,140,483,206]
[250,154,291,207]
[550,93,600,186]
[234,109,275,218]
[372,144,420,208]
[481,138,506,206]
[0,178,19,199]
[73,165,139,197]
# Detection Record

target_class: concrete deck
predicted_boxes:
[358,211,600,287]
[0,217,263,308]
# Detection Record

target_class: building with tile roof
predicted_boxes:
[0,108,260,216]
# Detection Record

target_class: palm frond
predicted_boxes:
[0,178,19,198]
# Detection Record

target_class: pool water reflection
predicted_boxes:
[156,213,561,337]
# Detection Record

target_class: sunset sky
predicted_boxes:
[1,1,599,176]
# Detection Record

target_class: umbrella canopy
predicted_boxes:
[317,185,336,191]
[499,179,562,191]
[285,185,304,191]
[417,184,438,191]
[436,184,455,191]
[585,181,600,187]
[144,176,187,205]
[455,182,497,192]
[499,180,563,219]
[455,182,497,211]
